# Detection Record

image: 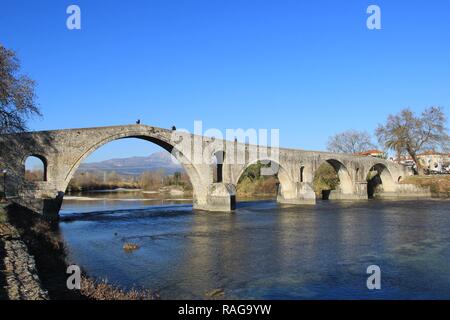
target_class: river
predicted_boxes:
[59,191,450,299]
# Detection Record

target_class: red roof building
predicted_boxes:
[354,150,385,158]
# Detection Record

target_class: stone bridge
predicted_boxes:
[0,125,431,218]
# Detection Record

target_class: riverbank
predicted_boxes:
[0,203,159,300]
[401,175,450,198]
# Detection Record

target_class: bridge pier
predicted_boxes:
[277,182,316,205]
[13,195,63,220]
[328,182,369,200]
[194,183,236,212]
[372,184,432,199]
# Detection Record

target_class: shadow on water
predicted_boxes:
[60,204,193,222]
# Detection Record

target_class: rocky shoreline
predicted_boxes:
[0,206,48,300]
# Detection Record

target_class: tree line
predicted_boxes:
[66,170,192,192]
[327,107,449,175]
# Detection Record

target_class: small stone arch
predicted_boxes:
[235,159,296,200]
[299,165,305,182]
[367,163,396,198]
[23,154,47,182]
[212,150,225,183]
[322,159,354,194]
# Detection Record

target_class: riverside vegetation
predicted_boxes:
[67,170,192,193]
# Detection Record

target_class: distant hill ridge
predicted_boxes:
[79,151,182,176]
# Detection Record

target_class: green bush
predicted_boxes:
[312,162,340,196]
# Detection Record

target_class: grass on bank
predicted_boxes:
[401,175,450,197]
[80,277,158,300]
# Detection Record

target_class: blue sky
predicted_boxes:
[2,0,450,162]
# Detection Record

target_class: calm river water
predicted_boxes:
[59,191,450,299]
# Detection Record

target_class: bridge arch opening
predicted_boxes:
[62,136,200,213]
[212,151,225,183]
[236,160,291,204]
[300,166,305,182]
[367,163,396,198]
[313,159,353,200]
[24,155,47,182]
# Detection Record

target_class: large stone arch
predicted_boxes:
[64,134,195,184]
[60,131,205,209]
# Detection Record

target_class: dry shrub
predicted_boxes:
[30,219,63,250]
[80,276,159,300]
[67,170,192,192]
[123,243,140,252]
[68,171,140,192]
[25,170,44,182]
[205,288,225,299]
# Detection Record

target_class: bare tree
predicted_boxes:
[376,107,449,174]
[0,44,41,133]
[327,130,376,154]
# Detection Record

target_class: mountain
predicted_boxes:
[78,151,183,176]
